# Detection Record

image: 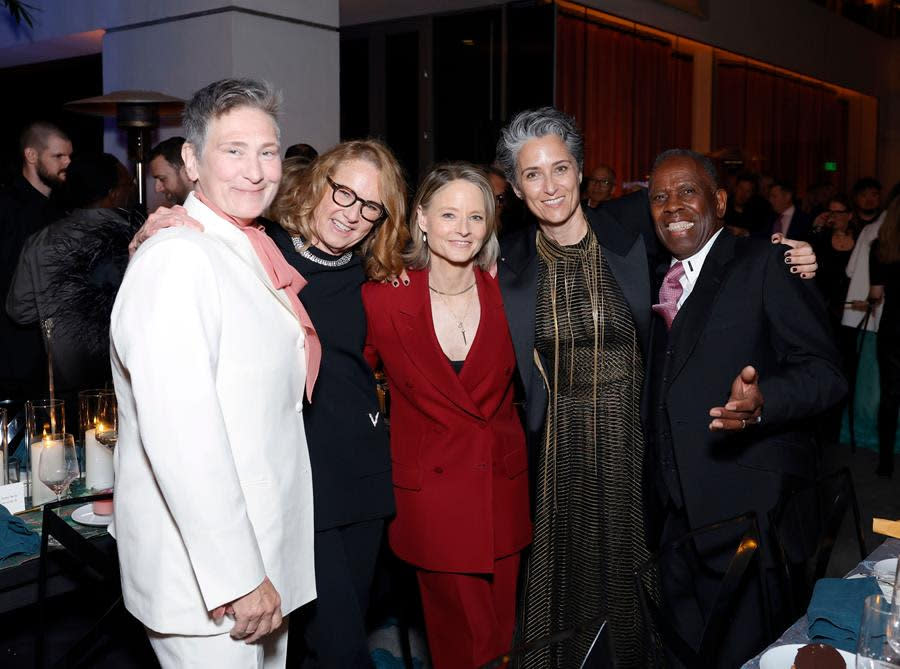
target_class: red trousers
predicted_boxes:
[416,552,521,669]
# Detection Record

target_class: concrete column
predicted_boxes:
[101,5,339,209]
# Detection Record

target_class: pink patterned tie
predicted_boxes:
[652,261,685,330]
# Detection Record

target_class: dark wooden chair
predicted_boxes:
[768,467,867,622]
[633,511,770,669]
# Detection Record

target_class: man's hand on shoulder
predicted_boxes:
[709,365,764,431]
[214,576,283,644]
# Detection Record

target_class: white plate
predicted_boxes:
[759,643,854,669]
[71,503,113,527]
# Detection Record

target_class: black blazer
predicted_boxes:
[646,231,846,562]
[497,207,653,444]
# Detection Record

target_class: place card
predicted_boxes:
[0,481,26,514]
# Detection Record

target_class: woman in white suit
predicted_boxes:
[109,79,317,668]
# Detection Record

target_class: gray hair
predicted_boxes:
[182,78,281,156]
[495,107,584,189]
[405,162,499,272]
[651,149,719,189]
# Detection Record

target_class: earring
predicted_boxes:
[423,231,427,243]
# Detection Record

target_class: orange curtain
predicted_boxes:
[556,10,693,188]
[714,61,848,195]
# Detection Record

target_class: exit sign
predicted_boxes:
[824,161,838,172]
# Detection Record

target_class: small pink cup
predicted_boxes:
[92,493,113,516]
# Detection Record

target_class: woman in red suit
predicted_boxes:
[363,163,532,669]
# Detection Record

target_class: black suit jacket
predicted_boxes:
[497,207,652,448]
[757,207,812,241]
[646,231,846,563]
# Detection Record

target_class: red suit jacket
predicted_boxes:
[362,268,532,574]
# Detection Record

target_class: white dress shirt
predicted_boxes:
[672,228,724,309]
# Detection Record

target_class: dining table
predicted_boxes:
[741,537,900,668]
[0,481,114,615]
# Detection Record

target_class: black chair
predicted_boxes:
[480,614,612,668]
[35,493,129,669]
[633,511,771,669]
[768,467,867,622]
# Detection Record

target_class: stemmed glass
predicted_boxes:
[94,390,118,454]
[857,594,900,668]
[889,561,900,655]
[37,433,80,503]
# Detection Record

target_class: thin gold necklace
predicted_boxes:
[436,289,474,345]
[429,282,475,296]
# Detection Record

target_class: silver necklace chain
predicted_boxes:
[291,235,353,267]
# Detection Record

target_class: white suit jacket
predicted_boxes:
[109,194,316,635]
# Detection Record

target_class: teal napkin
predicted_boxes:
[0,504,40,560]
[807,576,883,652]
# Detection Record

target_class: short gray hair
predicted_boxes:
[651,149,719,189]
[405,162,499,272]
[495,107,584,189]
[182,78,281,156]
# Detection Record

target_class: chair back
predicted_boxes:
[768,467,867,621]
[634,511,768,669]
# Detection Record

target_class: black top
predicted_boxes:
[264,220,394,531]
[871,240,900,334]
[448,359,464,375]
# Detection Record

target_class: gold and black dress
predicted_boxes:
[520,228,656,668]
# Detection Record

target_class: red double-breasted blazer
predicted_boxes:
[362,268,532,574]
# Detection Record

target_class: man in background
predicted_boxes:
[149,136,194,205]
[0,121,72,398]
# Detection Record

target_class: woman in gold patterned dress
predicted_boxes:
[495,107,657,668]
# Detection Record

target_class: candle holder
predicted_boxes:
[25,399,65,506]
[79,390,116,491]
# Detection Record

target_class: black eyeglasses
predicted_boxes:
[827,208,850,215]
[588,178,613,187]
[326,176,387,223]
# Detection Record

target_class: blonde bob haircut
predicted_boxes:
[275,139,408,282]
[405,162,499,271]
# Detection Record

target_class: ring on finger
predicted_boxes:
[741,418,746,430]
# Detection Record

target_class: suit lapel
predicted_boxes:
[665,231,738,390]
[184,194,298,321]
[390,273,483,419]
[498,226,539,392]
[589,207,652,356]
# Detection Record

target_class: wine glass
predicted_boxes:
[37,433,80,503]
[889,560,900,655]
[857,594,900,668]
[95,390,118,453]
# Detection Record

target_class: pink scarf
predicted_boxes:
[195,192,320,401]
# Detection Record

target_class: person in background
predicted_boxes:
[868,195,900,478]
[149,136,194,205]
[363,163,531,669]
[852,177,883,227]
[110,78,317,668]
[582,163,616,208]
[0,121,72,399]
[766,179,812,241]
[6,152,137,395]
[810,194,857,332]
[284,143,319,166]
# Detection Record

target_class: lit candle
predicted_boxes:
[85,420,114,490]
[30,434,61,505]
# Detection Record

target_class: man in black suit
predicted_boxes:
[645,149,846,666]
[765,179,812,240]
